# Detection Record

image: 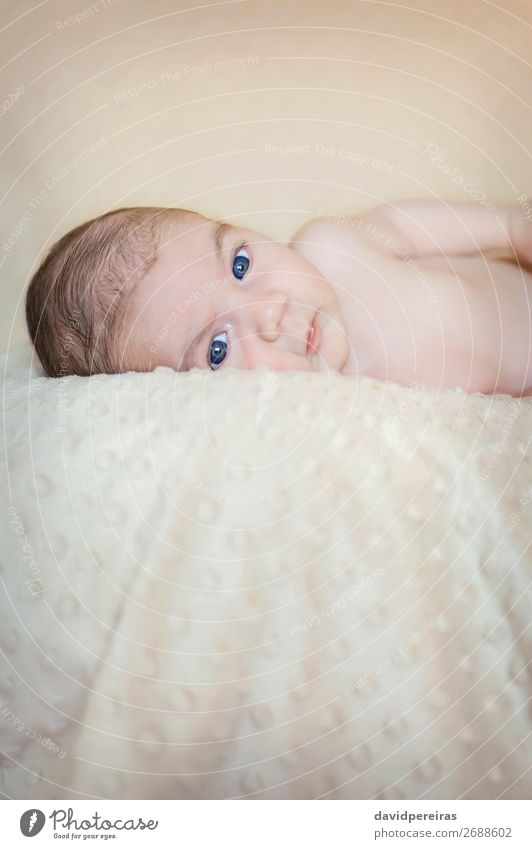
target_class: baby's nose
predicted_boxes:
[257,295,288,341]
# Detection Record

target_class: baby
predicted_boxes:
[26,199,532,396]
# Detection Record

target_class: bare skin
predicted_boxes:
[122,201,532,397]
[292,201,532,396]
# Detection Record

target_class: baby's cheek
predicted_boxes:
[320,317,350,373]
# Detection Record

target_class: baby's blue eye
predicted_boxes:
[208,331,228,370]
[232,248,250,280]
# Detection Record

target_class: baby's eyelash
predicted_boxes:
[233,241,249,260]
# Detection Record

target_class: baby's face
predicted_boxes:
[123,211,350,374]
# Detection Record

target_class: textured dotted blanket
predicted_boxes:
[1,344,530,799]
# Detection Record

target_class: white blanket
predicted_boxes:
[1,343,531,799]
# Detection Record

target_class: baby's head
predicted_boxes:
[26,206,172,377]
[26,206,350,377]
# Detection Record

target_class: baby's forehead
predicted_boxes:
[162,210,213,242]
[149,213,227,294]
[159,212,233,268]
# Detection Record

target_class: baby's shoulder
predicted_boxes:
[290,214,392,273]
[291,214,368,250]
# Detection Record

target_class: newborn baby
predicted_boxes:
[26,199,532,396]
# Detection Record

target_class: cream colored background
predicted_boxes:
[1,0,532,351]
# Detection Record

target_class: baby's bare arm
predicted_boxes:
[292,204,532,395]
[312,200,532,265]
[357,199,515,257]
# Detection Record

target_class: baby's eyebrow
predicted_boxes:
[214,220,231,259]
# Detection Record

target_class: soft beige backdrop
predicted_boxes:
[1,0,532,350]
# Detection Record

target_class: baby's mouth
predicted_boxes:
[306,316,321,353]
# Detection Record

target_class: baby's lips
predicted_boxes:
[307,317,321,352]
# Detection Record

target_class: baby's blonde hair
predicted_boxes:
[25,206,182,377]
